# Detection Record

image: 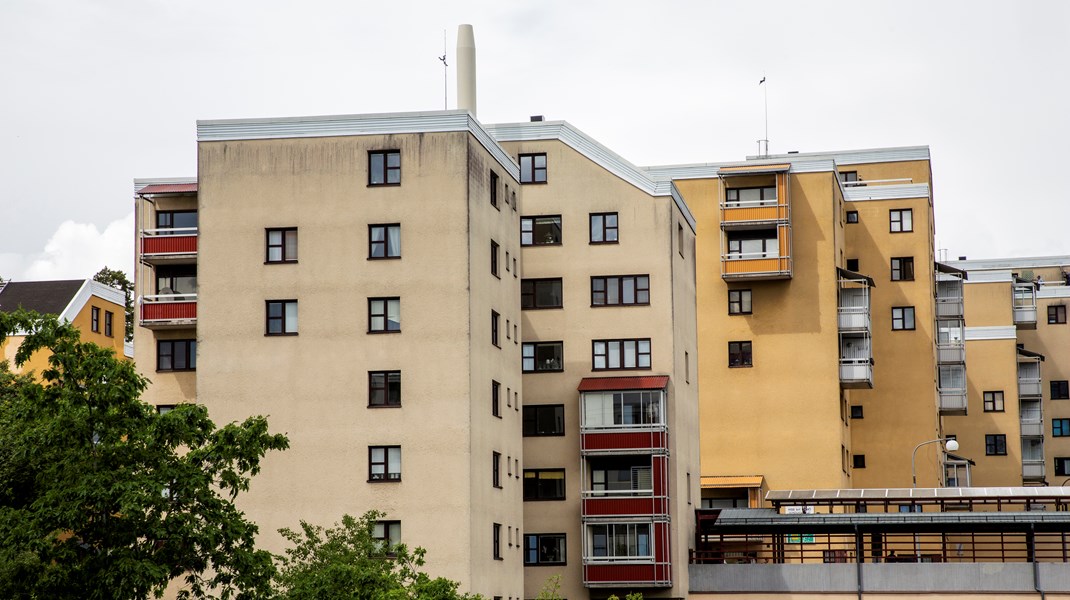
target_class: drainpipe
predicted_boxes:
[855,525,864,600]
[1031,524,1045,600]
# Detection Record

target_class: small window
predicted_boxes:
[492,381,501,417]
[728,341,752,367]
[491,311,500,347]
[1054,419,1070,437]
[685,350,690,384]
[368,446,401,481]
[369,371,401,407]
[493,451,502,488]
[1052,381,1070,400]
[521,216,561,246]
[590,212,618,244]
[493,523,503,560]
[373,521,401,552]
[592,339,651,370]
[104,311,114,337]
[889,209,913,233]
[369,150,401,185]
[891,306,916,330]
[728,289,752,315]
[156,405,176,415]
[1056,457,1070,477]
[678,223,684,257]
[591,275,649,306]
[491,240,500,277]
[522,278,563,309]
[846,259,859,272]
[850,405,864,419]
[523,405,564,436]
[983,390,1005,412]
[523,342,563,373]
[266,300,298,335]
[505,251,510,272]
[368,297,401,333]
[369,224,401,259]
[891,257,915,281]
[846,211,859,224]
[839,171,859,184]
[519,153,547,184]
[266,228,298,263]
[91,307,100,332]
[985,434,1007,456]
[524,469,566,501]
[490,171,500,209]
[852,455,866,469]
[524,533,565,565]
[157,339,196,372]
[1049,305,1067,324]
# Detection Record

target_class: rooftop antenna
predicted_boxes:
[757,75,769,157]
[438,30,448,110]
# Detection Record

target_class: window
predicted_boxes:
[592,339,651,371]
[369,224,401,259]
[524,469,565,501]
[589,524,650,559]
[369,150,401,185]
[1049,305,1067,324]
[685,351,690,384]
[590,212,618,244]
[523,342,563,373]
[519,153,547,184]
[726,186,777,206]
[582,391,663,428]
[852,455,866,469]
[156,210,197,230]
[512,256,517,278]
[846,258,859,272]
[157,339,196,372]
[891,306,916,330]
[266,228,298,263]
[373,521,401,552]
[523,405,564,436]
[104,311,114,337]
[983,390,1005,412]
[728,289,752,315]
[521,216,561,246]
[846,211,859,224]
[1052,380,1070,399]
[726,230,778,259]
[985,434,1007,456]
[493,452,502,488]
[491,311,500,347]
[266,300,298,335]
[591,275,649,306]
[491,241,500,277]
[524,534,565,565]
[492,381,501,417]
[678,223,684,257]
[728,341,752,367]
[156,405,176,415]
[91,307,100,332]
[368,446,401,481]
[1056,457,1070,477]
[889,209,913,232]
[891,257,914,281]
[505,251,510,273]
[490,171,499,209]
[850,405,864,419]
[1055,419,1070,437]
[522,278,563,309]
[369,371,401,407]
[368,298,400,333]
[839,171,859,184]
[493,524,503,560]
[589,456,651,493]
[156,265,197,296]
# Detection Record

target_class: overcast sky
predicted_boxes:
[2,0,1067,281]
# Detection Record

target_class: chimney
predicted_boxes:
[530,115,544,122]
[457,25,477,116]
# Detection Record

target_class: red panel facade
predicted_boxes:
[142,235,197,255]
[584,562,671,586]
[581,430,666,452]
[141,301,197,321]
[582,496,669,516]
[578,375,669,392]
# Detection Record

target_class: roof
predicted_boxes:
[701,475,764,489]
[844,183,930,202]
[0,280,85,315]
[718,163,791,175]
[1017,347,1045,361]
[134,177,197,195]
[837,267,876,288]
[577,375,670,392]
[766,486,1070,503]
[137,183,198,195]
[935,261,968,279]
[701,508,1070,534]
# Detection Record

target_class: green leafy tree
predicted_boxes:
[274,510,482,600]
[534,575,563,600]
[93,266,134,342]
[0,309,289,599]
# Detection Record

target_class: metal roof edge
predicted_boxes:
[670,182,696,233]
[748,145,931,165]
[134,177,197,194]
[844,183,930,202]
[946,255,1070,272]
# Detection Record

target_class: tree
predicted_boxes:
[93,266,134,342]
[274,510,482,600]
[0,310,289,599]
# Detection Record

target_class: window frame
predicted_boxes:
[156,209,198,230]
[889,208,914,233]
[523,404,565,436]
[493,451,502,488]
[518,153,547,184]
[523,469,566,501]
[852,454,866,469]
[493,523,503,560]
[368,370,401,408]
[373,520,401,553]
[368,445,402,482]
[522,278,563,310]
[850,405,864,419]
[985,434,1007,456]
[1054,419,1070,438]
[522,341,563,373]
[1052,380,1070,400]
[368,150,401,186]
[157,339,196,372]
[589,212,618,244]
[524,533,566,566]
[592,338,651,371]
[266,300,298,336]
[846,258,860,272]
[728,341,753,368]
[492,381,501,417]
[1056,457,1070,477]
[1048,305,1067,324]
[728,289,752,315]
[983,390,1005,412]
[368,224,401,260]
[91,307,100,332]
[266,227,299,263]
[491,311,500,347]
[591,275,650,307]
[490,170,500,209]
[104,311,114,337]
[846,211,859,224]
[891,306,916,331]
[891,257,915,281]
[367,297,401,334]
[520,215,562,246]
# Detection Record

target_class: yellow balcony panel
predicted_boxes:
[721,256,792,281]
[721,204,789,227]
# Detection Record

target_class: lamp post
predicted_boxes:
[911,438,959,488]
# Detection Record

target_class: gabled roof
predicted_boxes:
[0,280,85,315]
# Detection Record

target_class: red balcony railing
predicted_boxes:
[140,294,197,329]
[581,430,667,453]
[140,228,198,264]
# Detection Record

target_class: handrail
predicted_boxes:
[720,200,784,210]
[143,294,198,303]
[581,489,659,498]
[724,253,787,261]
[581,423,667,432]
[141,227,198,237]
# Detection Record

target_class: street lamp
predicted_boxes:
[911,438,959,488]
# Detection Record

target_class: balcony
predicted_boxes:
[1013,282,1037,329]
[937,342,965,364]
[140,228,198,265]
[583,521,672,588]
[582,455,669,517]
[938,388,967,414]
[140,294,197,329]
[1022,460,1046,480]
[838,306,870,331]
[935,273,965,319]
[579,380,669,454]
[1017,356,1042,398]
[839,269,873,389]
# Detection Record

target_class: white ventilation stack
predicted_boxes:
[457,24,477,116]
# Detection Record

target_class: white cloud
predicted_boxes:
[18,213,134,281]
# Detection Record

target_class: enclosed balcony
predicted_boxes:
[937,364,967,414]
[838,269,874,389]
[582,455,669,517]
[1017,351,1043,399]
[140,207,198,266]
[1022,437,1045,482]
[936,319,966,364]
[1013,281,1038,329]
[140,294,197,329]
[935,264,967,319]
[719,164,792,281]
[1020,399,1043,437]
[579,377,669,454]
[583,520,672,588]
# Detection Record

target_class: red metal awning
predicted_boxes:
[139,183,197,194]
[577,375,669,392]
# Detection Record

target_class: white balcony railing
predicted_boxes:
[838,307,870,331]
[937,343,965,364]
[938,389,967,412]
[1018,377,1042,398]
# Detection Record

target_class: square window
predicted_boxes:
[983,391,1005,412]
[519,153,547,184]
[104,311,114,337]
[1055,457,1070,477]
[891,306,916,330]
[369,150,401,185]
[492,381,501,417]
[728,289,752,315]
[850,405,864,419]
[523,405,565,436]
[524,533,565,565]
[521,216,561,246]
[368,297,400,333]
[524,469,566,501]
[891,257,915,281]
[523,342,563,373]
[493,451,502,488]
[846,259,859,272]
[1054,419,1070,437]
[522,278,563,309]
[491,240,500,277]
[889,209,913,233]
[985,434,1007,456]
[490,171,499,209]
[591,275,649,306]
[1049,305,1067,324]
[839,171,859,184]
[369,371,401,407]
[491,311,500,347]
[369,224,401,259]
[368,446,401,481]
[590,212,618,244]
[852,454,866,469]
[846,211,859,224]
[266,228,298,263]
[91,307,100,332]
[373,520,401,552]
[156,405,176,415]
[266,300,298,335]
[592,338,651,370]
[157,339,196,372]
[728,341,752,367]
[1052,381,1070,399]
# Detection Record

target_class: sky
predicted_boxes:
[2,0,1068,281]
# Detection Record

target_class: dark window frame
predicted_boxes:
[850,405,864,419]
[368,224,401,260]
[368,371,401,408]
[490,170,500,209]
[368,297,401,334]
[891,306,916,331]
[983,390,1005,412]
[985,434,1007,456]
[523,469,566,501]
[266,227,299,263]
[491,311,500,347]
[493,451,502,488]
[522,341,563,373]
[1048,305,1067,324]
[157,339,196,372]
[373,520,401,553]
[156,210,198,230]
[91,307,100,332]
[846,258,860,272]
[492,381,501,417]
[1056,457,1070,477]
[519,153,547,184]
[889,208,914,233]
[728,341,753,368]
[852,454,866,469]
[591,275,650,307]
[728,289,752,315]
[1054,419,1070,438]
[590,212,618,244]
[522,278,563,310]
[592,338,652,371]
[368,150,401,186]
[521,215,562,246]
[891,257,915,281]
[368,445,401,482]
[1052,380,1070,400]
[266,300,298,335]
[104,311,114,337]
[524,533,566,565]
[493,523,503,560]
[846,211,859,224]
[523,404,565,436]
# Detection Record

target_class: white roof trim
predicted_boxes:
[133,177,197,194]
[962,269,1014,284]
[1038,286,1070,299]
[750,146,931,165]
[965,326,1017,341]
[844,183,930,202]
[59,280,126,323]
[947,256,1070,272]
[640,158,835,180]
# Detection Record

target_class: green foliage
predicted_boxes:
[93,266,134,342]
[0,309,289,599]
[606,593,643,600]
[274,510,482,600]
[534,575,563,600]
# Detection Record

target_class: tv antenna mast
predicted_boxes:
[757,75,769,157]
[438,30,448,110]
